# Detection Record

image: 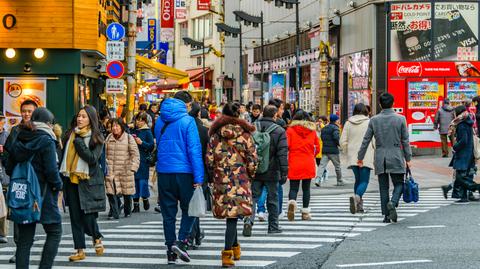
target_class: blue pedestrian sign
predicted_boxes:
[106,23,125,41]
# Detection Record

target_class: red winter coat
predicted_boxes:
[286,120,320,180]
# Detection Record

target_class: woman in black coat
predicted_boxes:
[450,105,480,203]
[60,105,106,262]
[6,108,63,269]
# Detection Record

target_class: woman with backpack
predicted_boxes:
[6,108,63,269]
[60,105,106,262]
[105,118,140,218]
[206,102,258,268]
[131,112,154,213]
[286,110,320,221]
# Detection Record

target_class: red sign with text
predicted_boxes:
[388,61,480,78]
[160,0,174,42]
[197,0,211,11]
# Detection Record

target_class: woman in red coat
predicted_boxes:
[286,110,320,221]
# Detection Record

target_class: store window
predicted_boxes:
[192,14,213,40]
[180,21,188,40]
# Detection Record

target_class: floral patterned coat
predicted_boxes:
[206,116,258,219]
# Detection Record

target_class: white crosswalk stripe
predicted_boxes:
[0,189,453,268]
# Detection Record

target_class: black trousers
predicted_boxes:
[108,194,132,217]
[288,180,312,208]
[378,173,404,215]
[246,180,279,231]
[225,218,238,250]
[65,181,103,249]
[17,222,62,269]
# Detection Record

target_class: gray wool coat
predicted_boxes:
[358,109,412,175]
[434,105,454,135]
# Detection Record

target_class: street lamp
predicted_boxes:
[265,0,301,108]
[233,10,265,106]
[216,22,243,103]
[183,37,210,96]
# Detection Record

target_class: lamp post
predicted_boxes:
[215,22,242,102]
[265,0,300,108]
[183,37,209,97]
[233,10,264,106]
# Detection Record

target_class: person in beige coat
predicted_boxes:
[105,118,140,218]
[340,103,374,214]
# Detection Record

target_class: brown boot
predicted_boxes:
[222,250,235,268]
[232,244,241,261]
[356,196,364,213]
[69,249,86,262]
[301,208,311,220]
[349,196,357,214]
[287,200,297,221]
[94,239,105,256]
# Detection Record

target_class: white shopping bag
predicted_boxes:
[188,186,206,217]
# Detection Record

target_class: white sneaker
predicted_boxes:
[258,212,266,222]
[279,212,285,219]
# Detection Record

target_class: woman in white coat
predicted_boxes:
[340,103,374,214]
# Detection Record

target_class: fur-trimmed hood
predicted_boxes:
[209,115,256,139]
[288,120,317,138]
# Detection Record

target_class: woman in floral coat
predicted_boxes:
[206,102,257,268]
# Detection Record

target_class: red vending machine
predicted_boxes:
[406,78,444,148]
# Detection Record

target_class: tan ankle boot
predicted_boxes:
[94,239,104,256]
[69,249,86,262]
[301,208,311,220]
[232,244,241,261]
[222,250,235,268]
[287,200,297,221]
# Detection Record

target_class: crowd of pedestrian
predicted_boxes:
[3,89,480,268]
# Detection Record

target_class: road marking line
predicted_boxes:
[407,225,446,229]
[143,221,388,227]
[121,225,376,232]
[336,259,432,267]
[99,229,361,237]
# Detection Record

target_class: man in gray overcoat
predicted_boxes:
[357,93,412,223]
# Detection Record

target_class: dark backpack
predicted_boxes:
[7,156,43,224]
[252,122,278,174]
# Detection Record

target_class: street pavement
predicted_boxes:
[0,155,475,269]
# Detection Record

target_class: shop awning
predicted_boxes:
[136,55,190,84]
[186,67,212,81]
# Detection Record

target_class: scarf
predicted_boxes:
[33,121,59,162]
[448,111,475,137]
[60,127,92,184]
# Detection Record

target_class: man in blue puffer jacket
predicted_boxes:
[154,91,204,264]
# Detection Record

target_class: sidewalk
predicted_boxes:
[309,154,467,196]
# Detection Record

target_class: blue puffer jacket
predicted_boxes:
[154,98,204,184]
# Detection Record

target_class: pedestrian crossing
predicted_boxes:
[0,189,453,268]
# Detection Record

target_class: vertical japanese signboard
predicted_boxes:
[160,0,174,42]
[197,0,211,11]
[148,19,157,50]
[345,50,372,117]
[175,0,187,19]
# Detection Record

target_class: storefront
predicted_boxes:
[0,1,109,128]
[387,1,480,149]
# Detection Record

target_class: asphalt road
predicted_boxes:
[0,187,468,269]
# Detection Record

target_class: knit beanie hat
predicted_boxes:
[31,107,55,124]
[329,114,339,123]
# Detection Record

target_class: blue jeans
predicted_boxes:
[351,166,371,197]
[257,183,283,214]
[157,173,195,249]
[133,178,151,199]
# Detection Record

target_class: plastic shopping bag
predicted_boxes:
[188,187,206,217]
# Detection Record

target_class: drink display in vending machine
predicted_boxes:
[406,78,444,145]
[446,78,480,107]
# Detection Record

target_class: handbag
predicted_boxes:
[473,135,480,160]
[403,167,419,203]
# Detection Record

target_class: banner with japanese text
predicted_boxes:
[160,0,174,42]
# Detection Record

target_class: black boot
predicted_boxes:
[143,198,150,211]
[383,216,391,223]
[441,185,452,200]
[132,198,140,213]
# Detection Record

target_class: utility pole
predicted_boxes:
[239,23,243,103]
[295,2,301,109]
[260,11,265,107]
[126,0,137,123]
[202,18,206,97]
[318,0,329,116]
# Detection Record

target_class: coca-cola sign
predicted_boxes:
[396,62,422,76]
